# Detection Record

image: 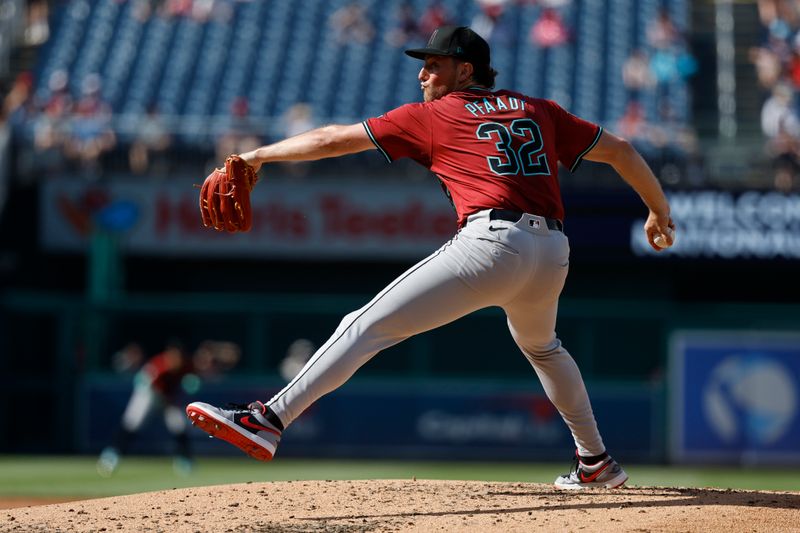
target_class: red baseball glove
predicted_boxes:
[199,155,259,232]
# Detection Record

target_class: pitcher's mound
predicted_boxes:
[4,479,799,532]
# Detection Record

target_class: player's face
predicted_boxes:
[418,55,462,102]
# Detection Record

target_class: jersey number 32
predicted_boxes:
[476,118,551,177]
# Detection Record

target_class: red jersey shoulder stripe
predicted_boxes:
[569,126,603,172]
[362,121,392,163]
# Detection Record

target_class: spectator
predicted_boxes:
[650,102,699,185]
[646,8,680,50]
[764,0,796,43]
[128,105,172,176]
[24,0,49,46]
[757,0,779,30]
[4,73,37,166]
[214,96,262,167]
[40,69,73,119]
[471,0,510,43]
[761,83,800,190]
[73,74,112,117]
[283,102,315,139]
[2,71,34,121]
[128,0,167,21]
[189,0,216,22]
[622,49,655,98]
[788,49,800,89]
[649,45,697,85]
[761,83,800,139]
[279,103,316,177]
[131,0,151,21]
[675,45,698,79]
[386,1,419,48]
[418,1,451,39]
[649,47,680,85]
[769,126,800,191]
[207,0,233,23]
[329,2,375,45]
[616,101,657,161]
[27,70,72,174]
[62,74,116,178]
[751,1,800,189]
[749,44,783,90]
[617,100,697,185]
[166,0,194,18]
[530,8,569,48]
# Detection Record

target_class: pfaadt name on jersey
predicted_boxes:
[464,96,526,117]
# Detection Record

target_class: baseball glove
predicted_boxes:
[199,154,259,232]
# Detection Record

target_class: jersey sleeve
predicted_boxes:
[544,99,603,172]
[143,354,167,380]
[363,103,433,166]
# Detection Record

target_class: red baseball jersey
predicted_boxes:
[364,87,602,227]
[142,351,193,398]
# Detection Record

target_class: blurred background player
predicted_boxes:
[279,338,316,383]
[97,339,239,477]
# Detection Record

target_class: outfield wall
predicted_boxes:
[79,375,664,462]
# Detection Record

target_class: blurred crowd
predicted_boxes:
[120,0,235,24]
[617,7,700,186]
[3,67,254,179]
[0,0,700,184]
[381,0,574,49]
[750,0,800,191]
[4,69,118,179]
[338,0,700,185]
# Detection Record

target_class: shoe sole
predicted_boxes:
[554,472,629,490]
[186,403,276,462]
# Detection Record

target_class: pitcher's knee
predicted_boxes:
[335,308,408,344]
[519,338,565,361]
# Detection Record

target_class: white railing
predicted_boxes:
[0,123,10,216]
[0,0,25,77]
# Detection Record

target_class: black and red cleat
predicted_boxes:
[186,401,282,461]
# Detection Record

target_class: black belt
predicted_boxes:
[489,209,563,232]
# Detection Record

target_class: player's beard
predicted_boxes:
[422,75,465,102]
[422,85,450,102]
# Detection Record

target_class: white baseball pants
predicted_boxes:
[267,209,606,456]
[122,382,187,435]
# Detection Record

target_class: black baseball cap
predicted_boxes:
[405,26,490,66]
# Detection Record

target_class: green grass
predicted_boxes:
[0,456,797,499]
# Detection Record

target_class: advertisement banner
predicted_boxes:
[631,191,800,259]
[41,178,456,258]
[670,330,800,464]
[43,181,800,261]
[80,377,661,461]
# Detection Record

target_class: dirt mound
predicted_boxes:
[3,480,799,532]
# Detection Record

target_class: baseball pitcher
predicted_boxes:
[188,26,675,489]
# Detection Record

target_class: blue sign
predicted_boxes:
[670,331,800,464]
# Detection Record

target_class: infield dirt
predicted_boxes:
[3,479,799,532]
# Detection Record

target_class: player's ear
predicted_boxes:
[458,61,474,83]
